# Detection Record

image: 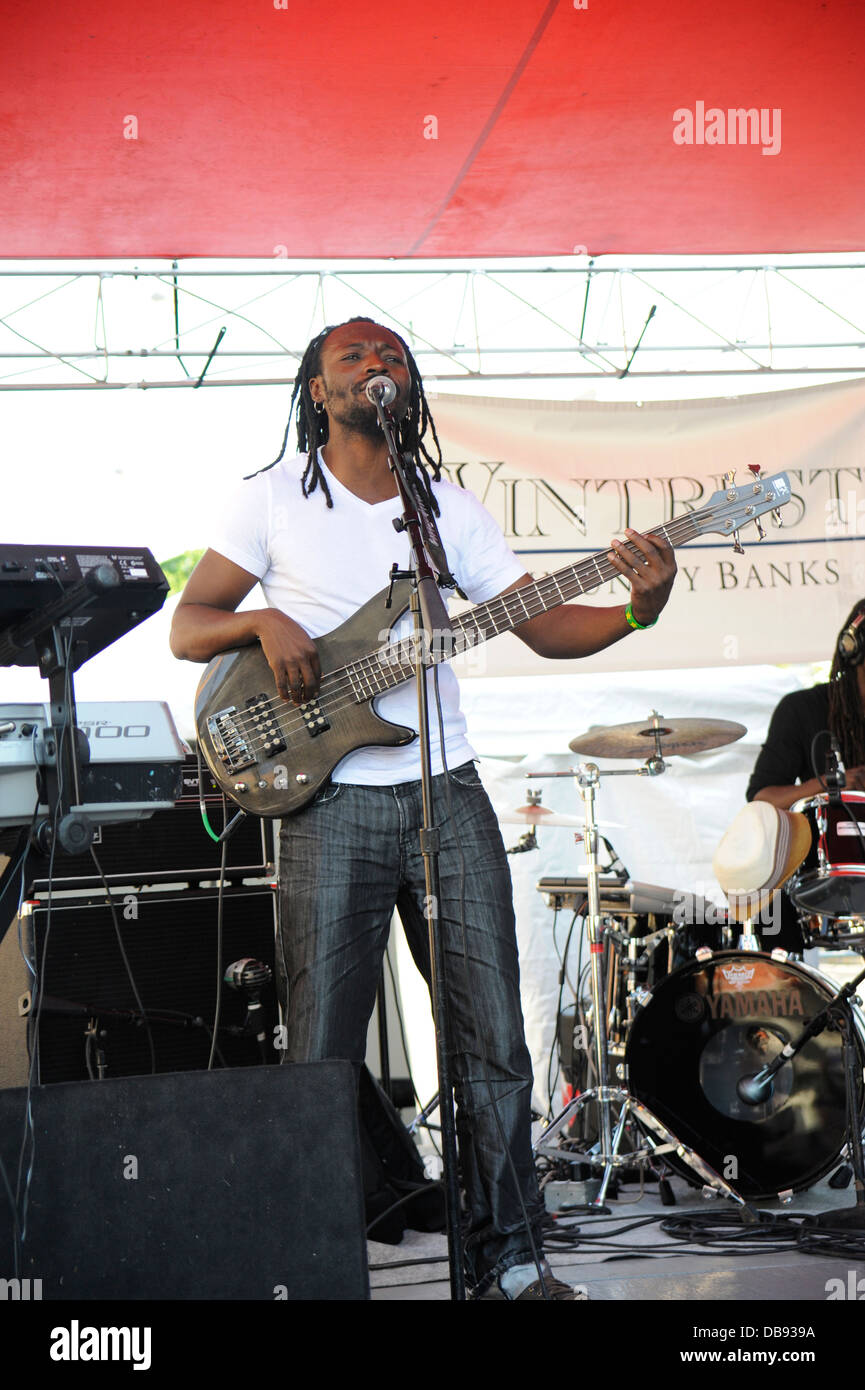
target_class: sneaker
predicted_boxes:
[473,1273,588,1300]
[512,1275,588,1301]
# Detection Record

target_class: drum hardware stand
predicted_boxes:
[530,758,751,1214]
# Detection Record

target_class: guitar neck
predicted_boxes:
[452,516,697,650]
[356,512,701,697]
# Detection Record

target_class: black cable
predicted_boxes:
[89,846,157,1076]
[366,1179,444,1238]
[545,906,584,1117]
[206,802,231,1070]
[382,943,442,1158]
[368,1253,451,1271]
[432,667,548,1298]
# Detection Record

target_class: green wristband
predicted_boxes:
[625,603,658,631]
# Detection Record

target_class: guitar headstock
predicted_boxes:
[696,469,792,550]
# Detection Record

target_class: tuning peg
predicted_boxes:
[723,470,737,497]
[747,464,763,480]
[732,530,745,555]
[754,518,766,540]
[772,508,784,526]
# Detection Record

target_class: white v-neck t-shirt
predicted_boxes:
[209,451,526,784]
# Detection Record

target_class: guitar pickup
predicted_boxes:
[300,699,330,739]
[208,707,256,774]
[245,693,287,756]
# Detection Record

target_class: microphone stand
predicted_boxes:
[368,383,465,1301]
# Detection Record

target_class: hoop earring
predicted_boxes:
[313,401,324,415]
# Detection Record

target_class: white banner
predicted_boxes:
[432,377,865,675]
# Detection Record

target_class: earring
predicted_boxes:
[405,406,413,421]
[313,401,324,415]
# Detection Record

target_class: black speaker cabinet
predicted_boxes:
[23,886,279,1084]
[0,1062,369,1300]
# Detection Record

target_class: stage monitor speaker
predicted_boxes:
[0,1062,369,1300]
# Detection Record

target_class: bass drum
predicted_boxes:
[626,951,865,1200]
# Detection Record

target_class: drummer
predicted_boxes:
[746,598,865,950]
[746,598,865,809]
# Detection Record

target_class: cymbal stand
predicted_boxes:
[531,759,748,1211]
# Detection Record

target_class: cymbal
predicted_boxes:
[500,804,623,829]
[568,716,747,760]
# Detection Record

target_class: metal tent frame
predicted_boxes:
[0,256,864,391]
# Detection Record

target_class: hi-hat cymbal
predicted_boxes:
[500,804,623,828]
[568,716,747,760]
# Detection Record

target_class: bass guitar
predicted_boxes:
[194,470,792,816]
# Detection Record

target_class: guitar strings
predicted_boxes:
[227,516,702,744]
[224,514,706,751]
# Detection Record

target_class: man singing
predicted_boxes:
[170,317,676,1299]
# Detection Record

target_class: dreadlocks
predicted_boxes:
[828,598,865,768]
[245,317,444,515]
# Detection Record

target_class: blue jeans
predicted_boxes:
[277,761,544,1292]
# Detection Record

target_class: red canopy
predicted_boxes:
[2,0,863,257]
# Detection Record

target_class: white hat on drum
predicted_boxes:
[713,801,812,922]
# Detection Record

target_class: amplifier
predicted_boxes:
[22,754,274,892]
[22,884,279,1084]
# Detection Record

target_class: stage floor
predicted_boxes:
[368,1172,865,1301]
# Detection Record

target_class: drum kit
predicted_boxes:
[515,712,865,1210]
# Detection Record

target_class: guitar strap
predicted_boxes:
[402,453,467,599]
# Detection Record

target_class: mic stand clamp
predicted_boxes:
[825,740,847,807]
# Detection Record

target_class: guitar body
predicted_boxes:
[194,580,417,817]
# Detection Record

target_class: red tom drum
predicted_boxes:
[788,791,865,937]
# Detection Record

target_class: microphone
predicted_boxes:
[365,375,397,406]
[838,611,865,664]
[737,1067,775,1105]
[737,1039,795,1104]
[224,958,272,1047]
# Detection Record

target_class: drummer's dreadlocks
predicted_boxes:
[246,317,443,514]
[829,597,865,768]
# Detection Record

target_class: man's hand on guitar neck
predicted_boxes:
[608,528,677,625]
[505,528,677,660]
